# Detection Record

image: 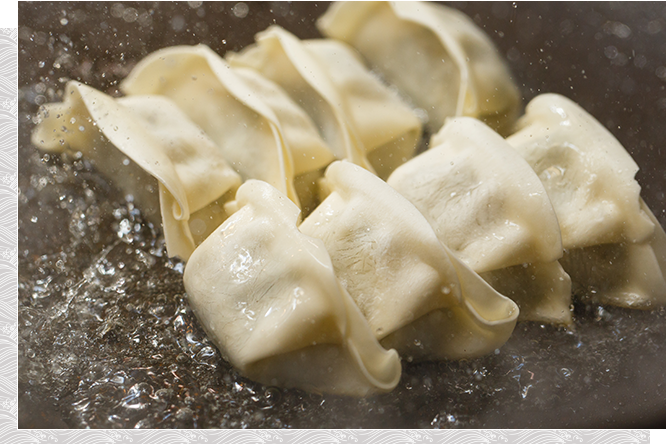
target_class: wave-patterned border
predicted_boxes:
[3,24,650,444]
[0,429,654,443]
[0,26,17,444]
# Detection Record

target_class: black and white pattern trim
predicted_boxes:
[6,430,650,444]
[0,23,14,443]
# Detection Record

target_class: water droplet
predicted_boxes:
[232,2,249,18]
[171,15,186,31]
[122,7,139,23]
[117,219,132,238]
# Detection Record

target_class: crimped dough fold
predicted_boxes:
[121,44,336,206]
[183,180,401,396]
[300,161,519,360]
[507,93,666,308]
[31,82,241,260]
[228,25,422,179]
[317,1,520,135]
[388,117,572,324]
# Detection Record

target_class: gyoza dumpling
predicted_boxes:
[228,25,422,179]
[183,180,401,396]
[559,212,666,308]
[317,1,520,135]
[31,82,241,260]
[120,44,336,206]
[506,93,666,308]
[479,262,572,324]
[388,117,572,324]
[391,118,562,272]
[300,161,519,360]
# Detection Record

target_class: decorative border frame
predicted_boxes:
[1,23,651,443]
[0,25,18,439]
[0,430,655,443]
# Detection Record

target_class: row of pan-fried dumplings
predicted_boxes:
[31,1,666,396]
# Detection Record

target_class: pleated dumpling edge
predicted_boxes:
[227,24,423,179]
[183,179,402,396]
[31,81,242,260]
[120,43,338,208]
[507,93,666,310]
[317,1,520,135]
[388,117,572,325]
[300,161,520,361]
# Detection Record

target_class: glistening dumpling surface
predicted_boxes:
[30,82,241,260]
[183,180,401,396]
[317,1,520,134]
[388,117,571,324]
[228,25,422,179]
[300,161,519,360]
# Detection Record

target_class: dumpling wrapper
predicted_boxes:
[507,93,666,308]
[183,180,401,396]
[479,263,572,325]
[559,200,666,309]
[300,161,519,360]
[507,93,654,248]
[228,25,422,179]
[317,1,520,135]
[31,82,241,260]
[388,117,571,324]
[390,117,562,272]
[120,44,336,206]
